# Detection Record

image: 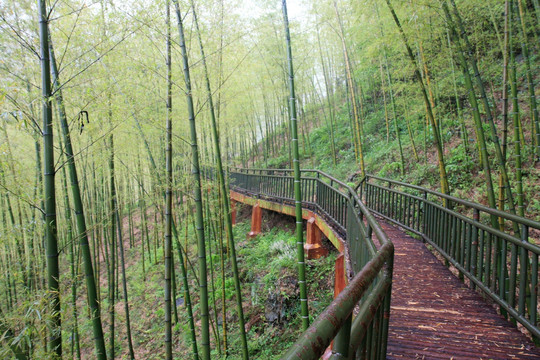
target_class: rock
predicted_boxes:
[265,311,279,323]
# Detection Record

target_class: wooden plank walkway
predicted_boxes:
[382,221,540,359]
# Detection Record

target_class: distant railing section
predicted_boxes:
[358,174,540,341]
[226,168,394,360]
[229,168,348,237]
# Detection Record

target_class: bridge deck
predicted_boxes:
[383,221,540,359]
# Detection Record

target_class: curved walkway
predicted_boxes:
[383,221,540,359]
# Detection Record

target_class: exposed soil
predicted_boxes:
[261,209,296,233]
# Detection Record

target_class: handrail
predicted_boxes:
[360,174,540,231]
[229,167,352,188]
[226,168,393,359]
[359,174,540,341]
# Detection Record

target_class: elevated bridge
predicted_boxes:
[225,168,540,359]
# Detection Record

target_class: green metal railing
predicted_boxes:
[228,168,394,359]
[358,174,540,341]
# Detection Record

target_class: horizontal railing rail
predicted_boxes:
[226,167,394,359]
[357,174,540,236]
[359,174,540,340]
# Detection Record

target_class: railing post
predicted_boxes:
[257,173,262,198]
[473,209,480,222]
[380,265,393,360]
[471,209,480,291]
[423,191,429,235]
[331,316,352,359]
[518,224,529,317]
[421,192,427,238]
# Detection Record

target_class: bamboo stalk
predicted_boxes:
[317,27,337,165]
[59,132,81,360]
[509,0,525,218]
[384,0,449,196]
[449,0,518,217]
[114,189,135,359]
[38,1,61,355]
[282,0,309,331]
[441,2,498,227]
[164,2,173,358]
[334,0,366,175]
[189,1,249,356]
[172,2,210,358]
[515,0,540,163]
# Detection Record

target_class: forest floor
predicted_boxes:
[76,201,337,359]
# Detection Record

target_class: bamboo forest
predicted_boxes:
[1,0,540,359]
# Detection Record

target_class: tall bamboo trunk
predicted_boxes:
[38,1,61,356]
[204,195,222,356]
[164,1,173,358]
[446,29,470,158]
[448,0,518,217]
[382,50,405,174]
[379,59,391,143]
[403,99,420,161]
[59,122,81,360]
[189,1,249,356]
[108,132,116,360]
[334,0,365,175]
[515,0,540,163]
[385,0,449,195]
[499,0,511,229]
[442,2,498,226]
[174,217,199,360]
[114,190,135,359]
[317,28,337,165]
[417,35,441,149]
[282,0,309,331]
[49,40,107,360]
[509,0,525,217]
[0,131,28,291]
[172,2,210,358]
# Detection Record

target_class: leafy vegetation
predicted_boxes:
[0,0,538,358]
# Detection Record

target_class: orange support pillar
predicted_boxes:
[231,199,237,225]
[334,254,346,298]
[322,254,347,360]
[248,203,262,238]
[304,217,328,259]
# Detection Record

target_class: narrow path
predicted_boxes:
[382,221,540,359]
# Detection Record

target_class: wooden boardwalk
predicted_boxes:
[383,221,540,359]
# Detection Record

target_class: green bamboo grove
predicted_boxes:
[0,0,539,358]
